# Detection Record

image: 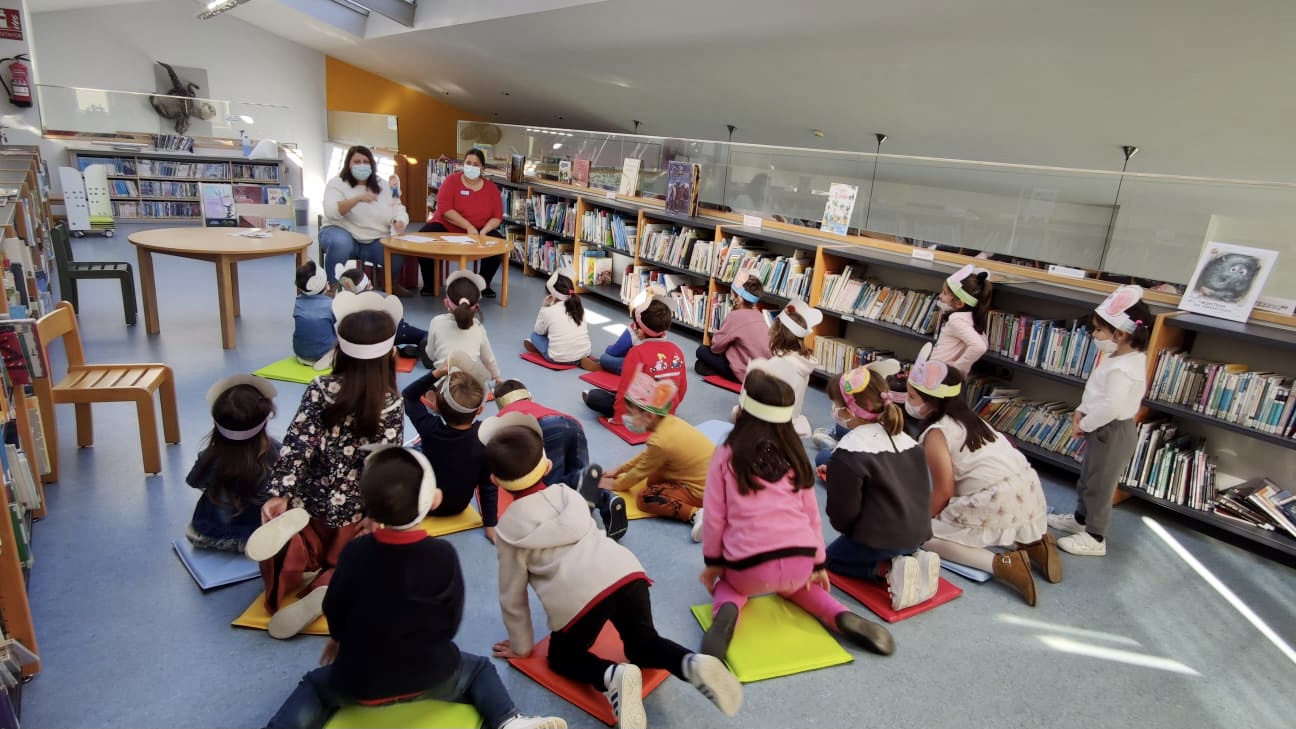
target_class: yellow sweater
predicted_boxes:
[614,415,715,501]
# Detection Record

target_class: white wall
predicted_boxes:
[29,0,327,217]
[0,0,42,146]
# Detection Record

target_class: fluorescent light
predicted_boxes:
[552,143,562,150]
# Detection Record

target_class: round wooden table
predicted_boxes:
[381,233,513,307]
[129,228,311,350]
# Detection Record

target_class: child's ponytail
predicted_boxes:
[445,277,481,330]
[550,274,584,326]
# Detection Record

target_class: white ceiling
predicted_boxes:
[29,0,1296,183]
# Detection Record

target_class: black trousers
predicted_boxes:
[584,388,616,418]
[417,223,504,291]
[547,578,689,689]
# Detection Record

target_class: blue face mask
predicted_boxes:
[351,164,372,181]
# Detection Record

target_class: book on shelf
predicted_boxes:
[812,336,899,376]
[619,158,641,196]
[664,160,700,216]
[524,236,573,274]
[150,134,194,152]
[138,180,198,198]
[509,154,526,184]
[571,159,591,188]
[263,186,291,205]
[199,183,237,227]
[5,444,40,513]
[428,157,459,189]
[1120,418,1216,508]
[669,284,710,329]
[986,312,1102,378]
[639,224,704,270]
[580,249,614,287]
[818,271,941,336]
[0,318,45,386]
[231,163,279,182]
[558,160,572,184]
[530,195,576,237]
[962,376,1086,463]
[580,209,637,254]
[500,188,528,221]
[714,239,813,301]
[820,182,858,236]
[1211,478,1296,539]
[109,179,138,196]
[1147,349,1296,438]
[232,185,262,205]
[708,296,774,332]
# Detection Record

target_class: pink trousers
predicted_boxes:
[712,555,847,630]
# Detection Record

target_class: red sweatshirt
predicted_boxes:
[612,339,688,423]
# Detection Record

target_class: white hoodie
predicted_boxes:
[322,176,409,242]
[495,485,645,656]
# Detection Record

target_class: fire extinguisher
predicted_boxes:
[2,54,31,108]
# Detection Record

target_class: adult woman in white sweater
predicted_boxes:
[321,146,411,295]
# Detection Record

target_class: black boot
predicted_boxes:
[702,603,739,659]
[836,612,895,656]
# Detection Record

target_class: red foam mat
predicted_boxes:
[598,416,649,445]
[579,370,620,392]
[828,571,962,623]
[508,625,671,726]
[521,351,579,371]
[702,374,742,393]
[395,357,416,373]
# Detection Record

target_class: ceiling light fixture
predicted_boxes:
[197,0,251,20]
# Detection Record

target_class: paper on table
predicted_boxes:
[394,234,431,242]
[230,228,272,238]
[440,235,476,243]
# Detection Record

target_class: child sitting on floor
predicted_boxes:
[583,293,688,424]
[482,412,742,728]
[695,274,771,384]
[335,261,427,349]
[824,361,939,611]
[524,268,597,369]
[247,291,406,639]
[293,261,336,370]
[760,299,822,438]
[598,370,713,539]
[264,445,565,729]
[591,285,666,374]
[930,264,991,376]
[402,352,499,542]
[420,269,504,383]
[186,374,279,552]
[494,379,589,491]
[699,366,894,659]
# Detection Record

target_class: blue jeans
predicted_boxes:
[319,225,401,283]
[539,414,589,490]
[528,332,551,358]
[826,536,909,581]
[599,351,625,374]
[266,653,517,729]
[814,424,849,468]
[599,329,633,374]
[186,494,261,552]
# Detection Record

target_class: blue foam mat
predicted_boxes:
[941,560,992,583]
[172,538,260,590]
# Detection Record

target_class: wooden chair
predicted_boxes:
[32,301,179,481]
[50,223,137,326]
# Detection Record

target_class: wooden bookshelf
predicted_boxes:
[0,147,55,318]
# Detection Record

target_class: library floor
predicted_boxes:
[20,231,1296,729]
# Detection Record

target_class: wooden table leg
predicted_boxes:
[230,261,240,318]
[137,247,160,335]
[297,247,309,266]
[383,248,393,295]
[433,256,442,296]
[215,255,237,349]
[500,253,509,308]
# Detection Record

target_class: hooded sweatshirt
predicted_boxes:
[708,307,772,382]
[494,485,646,657]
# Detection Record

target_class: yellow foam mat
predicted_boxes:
[690,594,853,683]
[253,356,330,384]
[233,508,485,633]
[613,481,658,520]
[324,699,482,729]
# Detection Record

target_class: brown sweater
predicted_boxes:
[825,423,932,550]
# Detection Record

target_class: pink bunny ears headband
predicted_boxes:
[910,343,961,399]
[1095,285,1145,334]
[332,291,403,360]
[546,268,575,302]
[946,264,988,307]
[838,358,901,421]
[777,300,823,338]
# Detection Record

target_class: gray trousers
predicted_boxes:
[1075,418,1137,537]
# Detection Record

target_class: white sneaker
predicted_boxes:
[268,586,327,639]
[1047,512,1086,535]
[603,663,646,729]
[811,428,839,451]
[245,508,311,562]
[499,715,568,729]
[916,549,941,602]
[690,509,704,543]
[682,653,743,717]
[886,555,923,611]
[1057,531,1107,557]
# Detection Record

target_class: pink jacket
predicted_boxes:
[702,445,826,570]
[930,310,987,375]
[709,308,771,382]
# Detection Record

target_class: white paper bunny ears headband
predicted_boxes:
[439,351,490,414]
[630,286,671,336]
[477,411,551,492]
[335,261,371,292]
[946,264,988,307]
[910,342,961,399]
[359,444,439,530]
[546,268,576,302]
[1095,285,1145,334]
[777,300,823,338]
[332,291,403,360]
[206,374,277,441]
[302,262,327,295]
[738,359,795,423]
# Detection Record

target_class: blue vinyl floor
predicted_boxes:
[19,229,1296,728]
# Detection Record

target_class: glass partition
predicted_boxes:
[458,120,1296,300]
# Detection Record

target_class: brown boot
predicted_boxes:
[579,356,603,371]
[992,550,1037,607]
[1017,533,1063,584]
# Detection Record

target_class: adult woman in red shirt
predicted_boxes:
[417,149,505,297]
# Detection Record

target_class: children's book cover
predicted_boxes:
[820,182,859,236]
[263,186,291,205]
[1178,241,1278,323]
[665,161,700,216]
[572,159,591,188]
[619,158,641,196]
[509,154,526,184]
[232,184,263,205]
[200,182,237,227]
[558,160,572,184]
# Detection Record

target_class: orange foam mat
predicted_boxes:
[579,370,620,392]
[520,351,579,371]
[828,571,963,623]
[701,374,742,393]
[508,624,671,727]
[396,356,417,373]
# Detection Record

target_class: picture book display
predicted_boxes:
[820,182,859,236]
[200,182,237,227]
[619,158,641,196]
[263,186,291,205]
[508,154,526,184]
[571,159,591,188]
[1178,241,1278,323]
[232,185,263,205]
[558,160,572,184]
[665,160,701,216]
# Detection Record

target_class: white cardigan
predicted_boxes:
[533,303,592,363]
[322,176,409,242]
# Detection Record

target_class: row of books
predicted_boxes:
[1148,350,1296,437]
[111,201,201,218]
[580,210,636,254]
[669,285,710,329]
[231,163,280,182]
[1213,478,1296,539]
[639,224,706,270]
[530,195,576,237]
[109,180,137,196]
[619,265,695,311]
[500,188,528,220]
[136,160,233,179]
[150,134,194,152]
[1121,420,1214,508]
[714,244,814,302]
[428,158,459,190]
[138,180,201,198]
[965,378,1086,463]
[579,250,615,288]
[525,236,572,275]
[986,313,1103,379]
[812,336,899,375]
[707,297,774,332]
[820,277,941,336]
[76,156,135,175]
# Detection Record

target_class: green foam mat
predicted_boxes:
[690,594,853,682]
[253,357,331,384]
[324,699,481,728]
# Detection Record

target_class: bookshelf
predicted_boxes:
[68,149,283,224]
[477,171,1296,559]
[0,383,44,682]
[0,147,55,319]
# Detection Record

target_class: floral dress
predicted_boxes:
[266,375,403,528]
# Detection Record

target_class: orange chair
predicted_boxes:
[33,301,179,480]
